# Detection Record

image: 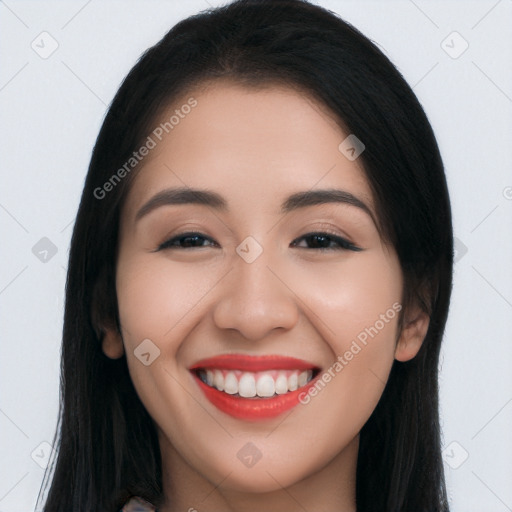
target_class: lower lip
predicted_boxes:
[192,372,319,420]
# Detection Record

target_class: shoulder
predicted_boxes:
[120,496,157,511]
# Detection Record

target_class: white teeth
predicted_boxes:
[199,368,316,396]
[224,372,238,395]
[288,373,298,391]
[275,372,288,395]
[213,370,224,391]
[256,374,275,397]
[238,373,256,397]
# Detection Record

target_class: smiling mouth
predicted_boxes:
[194,368,319,398]
[189,354,322,420]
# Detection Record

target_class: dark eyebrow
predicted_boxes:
[135,187,228,221]
[135,187,376,226]
[280,189,374,220]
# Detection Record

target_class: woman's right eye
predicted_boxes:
[156,232,218,251]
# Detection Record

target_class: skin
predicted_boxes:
[102,81,429,512]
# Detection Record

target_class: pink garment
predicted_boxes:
[121,496,157,511]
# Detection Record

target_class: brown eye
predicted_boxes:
[157,232,218,250]
[291,232,362,251]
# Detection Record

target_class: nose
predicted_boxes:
[212,253,299,341]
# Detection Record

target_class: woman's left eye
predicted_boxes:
[290,232,362,251]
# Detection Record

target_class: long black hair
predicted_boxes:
[38,1,453,510]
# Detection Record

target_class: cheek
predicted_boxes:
[114,254,223,426]
[114,255,223,405]
[287,248,402,395]
[115,255,221,347]
[289,248,402,339]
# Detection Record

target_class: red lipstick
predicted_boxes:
[190,354,320,421]
[190,353,317,372]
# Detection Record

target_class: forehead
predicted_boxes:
[122,81,374,220]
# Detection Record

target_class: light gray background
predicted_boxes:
[1,0,511,510]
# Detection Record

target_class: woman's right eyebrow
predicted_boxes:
[135,186,377,227]
[135,187,227,221]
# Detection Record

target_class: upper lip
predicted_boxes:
[189,354,320,372]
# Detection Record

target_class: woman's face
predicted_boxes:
[107,82,425,497]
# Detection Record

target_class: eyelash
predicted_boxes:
[156,231,362,252]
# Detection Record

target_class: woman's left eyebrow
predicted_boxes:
[135,186,377,226]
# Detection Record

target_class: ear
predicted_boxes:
[394,306,430,362]
[101,326,125,359]
[91,281,124,359]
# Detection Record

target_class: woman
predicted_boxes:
[38,0,453,510]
